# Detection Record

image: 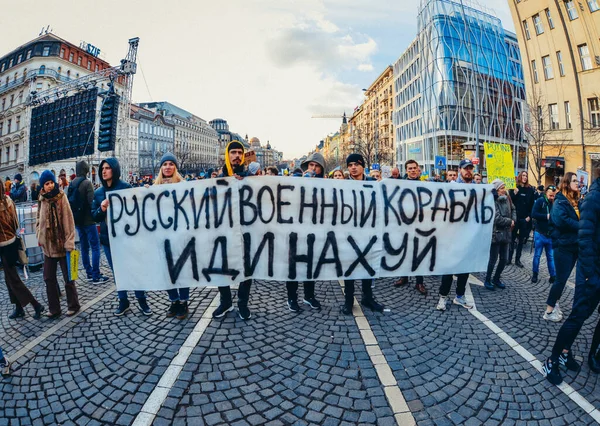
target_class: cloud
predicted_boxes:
[357,63,374,72]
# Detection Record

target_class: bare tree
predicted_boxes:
[525,90,568,185]
[350,128,394,169]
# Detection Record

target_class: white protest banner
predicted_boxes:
[107,177,494,291]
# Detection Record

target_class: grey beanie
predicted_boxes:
[492,179,505,191]
[160,152,178,169]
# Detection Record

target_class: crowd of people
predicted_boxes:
[1,141,599,387]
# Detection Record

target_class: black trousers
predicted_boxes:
[551,267,600,361]
[439,273,469,297]
[546,246,577,308]
[486,243,509,283]
[509,219,531,262]
[218,279,252,307]
[286,281,315,301]
[343,279,374,304]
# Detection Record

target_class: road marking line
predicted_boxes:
[338,280,416,426]
[11,287,114,363]
[465,282,600,423]
[132,293,219,426]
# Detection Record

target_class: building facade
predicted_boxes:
[248,137,283,168]
[0,33,122,184]
[209,118,248,165]
[508,0,600,184]
[394,0,526,176]
[139,102,219,173]
[131,105,175,177]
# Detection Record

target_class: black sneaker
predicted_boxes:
[559,351,581,372]
[138,298,152,316]
[303,297,321,309]
[287,299,301,313]
[341,301,353,316]
[361,298,384,312]
[589,351,600,374]
[87,275,94,282]
[33,304,45,320]
[176,301,189,320]
[167,301,180,318]
[543,359,562,385]
[493,280,506,290]
[515,260,524,268]
[114,299,131,316]
[212,303,233,318]
[238,305,251,320]
[531,273,538,283]
[549,276,556,284]
[8,306,25,319]
[484,280,495,291]
[0,356,10,376]
[92,275,110,284]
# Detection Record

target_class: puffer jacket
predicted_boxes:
[36,188,76,258]
[550,192,579,250]
[492,194,516,244]
[578,177,600,280]
[91,158,132,246]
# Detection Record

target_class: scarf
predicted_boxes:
[42,185,65,249]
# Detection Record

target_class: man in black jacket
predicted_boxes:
[508,171,535,267]
[212,141,253,320]
[544,171,600,384]
[68,161,109,284]
[530,185,557,283]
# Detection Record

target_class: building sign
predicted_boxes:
[79,41,101,58]
[589,153,600,160]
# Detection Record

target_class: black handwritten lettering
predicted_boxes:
[157,190,173,229]
[481,188,494,224]
[360,190,377,228]
[417,187,433,223]
[412,228,436,272]
[345,235,377,277]
[313,231,342,278]
[449,189,467,223]
[108,193,124,238]
[320,188,338,225]
[190,187,211,229]
[201,236,240,281]
[164,237,199,283]
[257,186,275,224]
[123,195,140,236]
[171,189,190,231]
[212,187,233,228]
[299,187,318,224]
[431,189,449,222]
[243,232,274,277]
[277,185,294,224]
[340,189,354,225]
[142,193,157,232]
[239,185,257,226]
[400,189,418,225]
[381,232,408,271]
[288,232,315,280]
[382,185,400,227]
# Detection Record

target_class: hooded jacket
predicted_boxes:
[301,152,326,178]
[68,161,95,226]
[550,191,579,250]
[578,177,600,280]
[10,180,27,202]
[91,158,132,246]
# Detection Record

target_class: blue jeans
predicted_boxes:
[533,232,556,276]
[0,347,3,360]
[167,288,190,302]
[102,244,145,301]
[76,225,101,280]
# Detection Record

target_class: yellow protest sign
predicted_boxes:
[484,142,516,189]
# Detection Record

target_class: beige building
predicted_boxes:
[508,0,600,184]
[349,66,395,167]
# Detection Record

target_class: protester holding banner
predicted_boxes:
[544,173,580,322]
[484,180,515,291]
[544,170,600,385]
[36,170,80,318]
[213,141,253,320]
[0,187,45,319]
[154,153,190,320]
[437,160,475,311]
[508,171,535,267]
[342,153,384,315]
[445,170,457,182]
[530,185,557,284]
[92,159,151,316]
[395,159,427,296]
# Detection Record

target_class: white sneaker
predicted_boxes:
[436,296,448,311]
[453,296,473,309]
[555,302,564,318]
[543,309,562,322]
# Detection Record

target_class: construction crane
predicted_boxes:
[311,112,347,120]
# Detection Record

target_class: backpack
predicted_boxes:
[67,179,86,225]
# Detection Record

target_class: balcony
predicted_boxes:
[0,68,72,97]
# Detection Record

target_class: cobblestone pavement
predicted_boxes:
[1,245,599,425]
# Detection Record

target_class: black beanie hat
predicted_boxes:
[346,153,365,168]
[228,141,244,152]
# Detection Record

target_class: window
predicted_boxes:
[533,14,544,34]
[26,50,31,60]
[542,56,554,79]
[8,59,13,67]
[67,70,70,78]
[565,0,579,19]
[95,64,99,72]
[7,119,11,134]
[14,144,19,161]
[545,9,555,29]
[5,148,9,163]
[16,116,20,131]
[18,91,23,104]
[579,44,593,70]
[532,60,539,83]
[42,46,50,56]
[588,0,600,12]
[39,65,45,74]
[549,104,559,129]
[69,52,74,62]
[9,95,13,107]
[0,63,4,72]
[565,102,572,129]
[77,56,82,66]
[590,98,600,128]
[17,54,22,63]
[1,99,4,110]
[60,48,65,58]
[523,20,531,39]
[87,60,91,70]
[557,51,566,76]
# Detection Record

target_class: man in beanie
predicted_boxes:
[68,161,108,284]
[92,158,151,316]
[213,141,253,320]
[248,162,261,176]
[10,174,26,203]
[436,159,475,311]
[341,153,384,315]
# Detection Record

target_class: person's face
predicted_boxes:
[43,181,55,192]
[446,170,457,181]
[406,163,419,179]
[520,172,528,184]
[460,165,474,182]
[307,162,323,176]
[571,176,580,192]
[547,189,556,202]
[391,168,400,178]
[102,164,113,181]
[474,175,482,184]
[229,148,244,166]
[497,185,507,196]
[347,162,364,178]
[371,172,382,181]
[267,169,276,176]
[161,161,176,178]
[333,170,345,180]
[211,172,218,178]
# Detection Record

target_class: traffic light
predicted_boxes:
[98,94,119,152]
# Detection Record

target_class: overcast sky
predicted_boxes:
[0,0,515,159]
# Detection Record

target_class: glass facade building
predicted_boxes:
[394,0,526,174]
